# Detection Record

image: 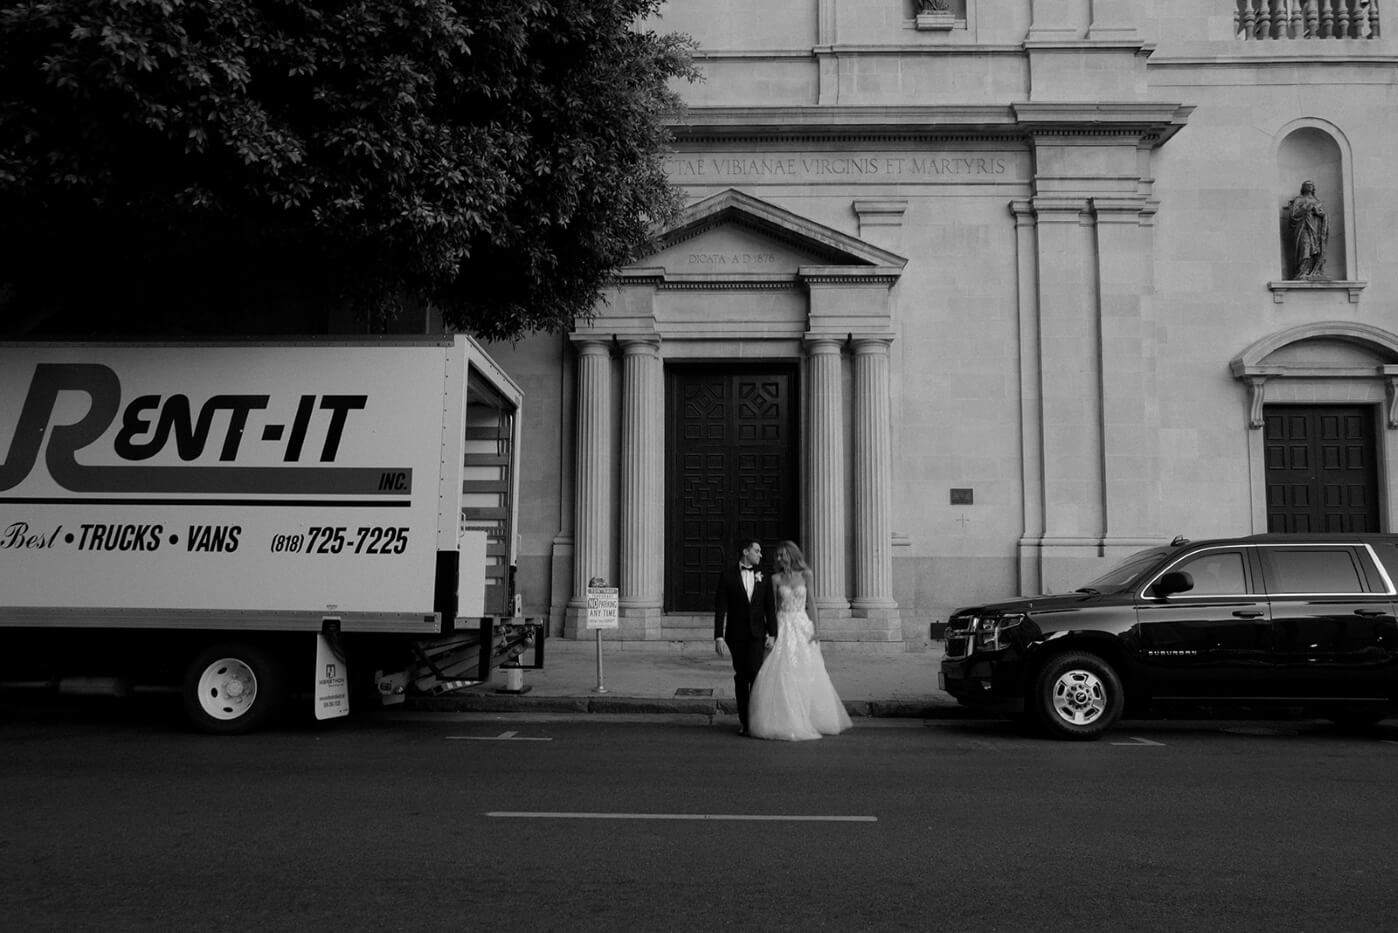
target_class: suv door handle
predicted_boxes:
[1232,610,1265,618]
[1354,609,1388,617]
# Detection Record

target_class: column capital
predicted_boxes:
[1091,197,1158,225]
[1029,196,1091,221]
[1010,198,1037,226]
[570,334,613,354]
[850,335,894,354]
[617,335,662,356]
[803,333,846,353]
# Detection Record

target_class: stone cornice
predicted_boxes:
[668,105,1019,141]
[658,277,798,291]
[668,103,1193,148]
[1022,39,1155,53]
[800,266,904,287]
[1011,102,1195,146]
[605,270,903,291]
[692,45,1025,59]
[1149,41,1398,68]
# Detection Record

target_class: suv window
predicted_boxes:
[1175,550,1249,595]
[1265,548,1365,595]
[1371,542,1398,590]
[1085,548,1170,591]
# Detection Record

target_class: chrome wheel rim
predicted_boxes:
[1050,669,1106,726]
[195,658,258,721]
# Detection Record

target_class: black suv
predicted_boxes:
[939,534,1398,739]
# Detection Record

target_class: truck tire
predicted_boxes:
[183,643,283,735]
[1032,651,1123,741]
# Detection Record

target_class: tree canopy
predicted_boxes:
[0,0,695,338]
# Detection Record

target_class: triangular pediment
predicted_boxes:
[637,188,906,279]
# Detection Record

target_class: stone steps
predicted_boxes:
[658,614,712,641]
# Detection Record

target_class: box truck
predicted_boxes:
[0,336,542,733]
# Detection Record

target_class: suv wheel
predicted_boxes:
[1032,651,1124,741]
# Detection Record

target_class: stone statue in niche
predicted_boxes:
[1287,180,1329,280]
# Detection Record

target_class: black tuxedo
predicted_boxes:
[714,563,777,731]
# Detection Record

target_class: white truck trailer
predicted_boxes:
[0,336,542,732]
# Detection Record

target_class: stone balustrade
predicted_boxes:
[1236,0,1380,39]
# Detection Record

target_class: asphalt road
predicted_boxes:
[2,700,1397,932]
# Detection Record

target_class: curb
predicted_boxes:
[403,693,968,719]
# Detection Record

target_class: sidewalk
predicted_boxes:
[404,638,965,719]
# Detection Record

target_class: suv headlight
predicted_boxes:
[972,614,1023,652]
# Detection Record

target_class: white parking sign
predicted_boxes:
[585,586,619,630]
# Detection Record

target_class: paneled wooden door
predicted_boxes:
[665,367,799,611]
[1264,405,1380,532]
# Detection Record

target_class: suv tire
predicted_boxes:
[1032,651,1124,741]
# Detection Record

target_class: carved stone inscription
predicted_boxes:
[664,152,1020,183]
[685,251,778,268]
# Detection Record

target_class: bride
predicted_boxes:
[748,540,853,741]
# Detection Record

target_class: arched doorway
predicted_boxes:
[1232,321,1398,533]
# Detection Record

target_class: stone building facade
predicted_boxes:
[483,0,1398,645]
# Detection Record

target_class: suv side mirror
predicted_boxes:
[1150,571,1194,598]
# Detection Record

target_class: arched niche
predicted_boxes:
[1273,122,1357,295]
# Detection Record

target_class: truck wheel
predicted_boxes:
[1032,651,1123,741]
[183,643,283,735]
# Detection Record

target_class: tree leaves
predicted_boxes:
[0,0,695,337]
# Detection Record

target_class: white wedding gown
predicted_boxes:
[748,577,853,741]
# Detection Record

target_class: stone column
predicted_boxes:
[1031,196,1104,591]
[565,337,613,637]
[804,335,848,616]
[618,337,663,637]
[1092,197,1160,562]
[851,337,898,630]
[1011,200,1046,598]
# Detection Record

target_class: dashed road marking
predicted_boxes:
[1111,736,1166,746]
[486,812,877,822]
[446,731,552,742]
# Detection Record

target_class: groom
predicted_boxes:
[714,537,777,735]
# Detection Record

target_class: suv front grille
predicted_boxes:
[945,635,972,660]
[944,617,974,660]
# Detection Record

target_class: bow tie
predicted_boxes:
[741,565,756,572]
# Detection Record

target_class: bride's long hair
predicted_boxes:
[773,540,810,574]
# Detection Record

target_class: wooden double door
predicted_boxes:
[665,367,799,612]
[1264,405,1380,532]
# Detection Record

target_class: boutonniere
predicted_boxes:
[753,571,763,583]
